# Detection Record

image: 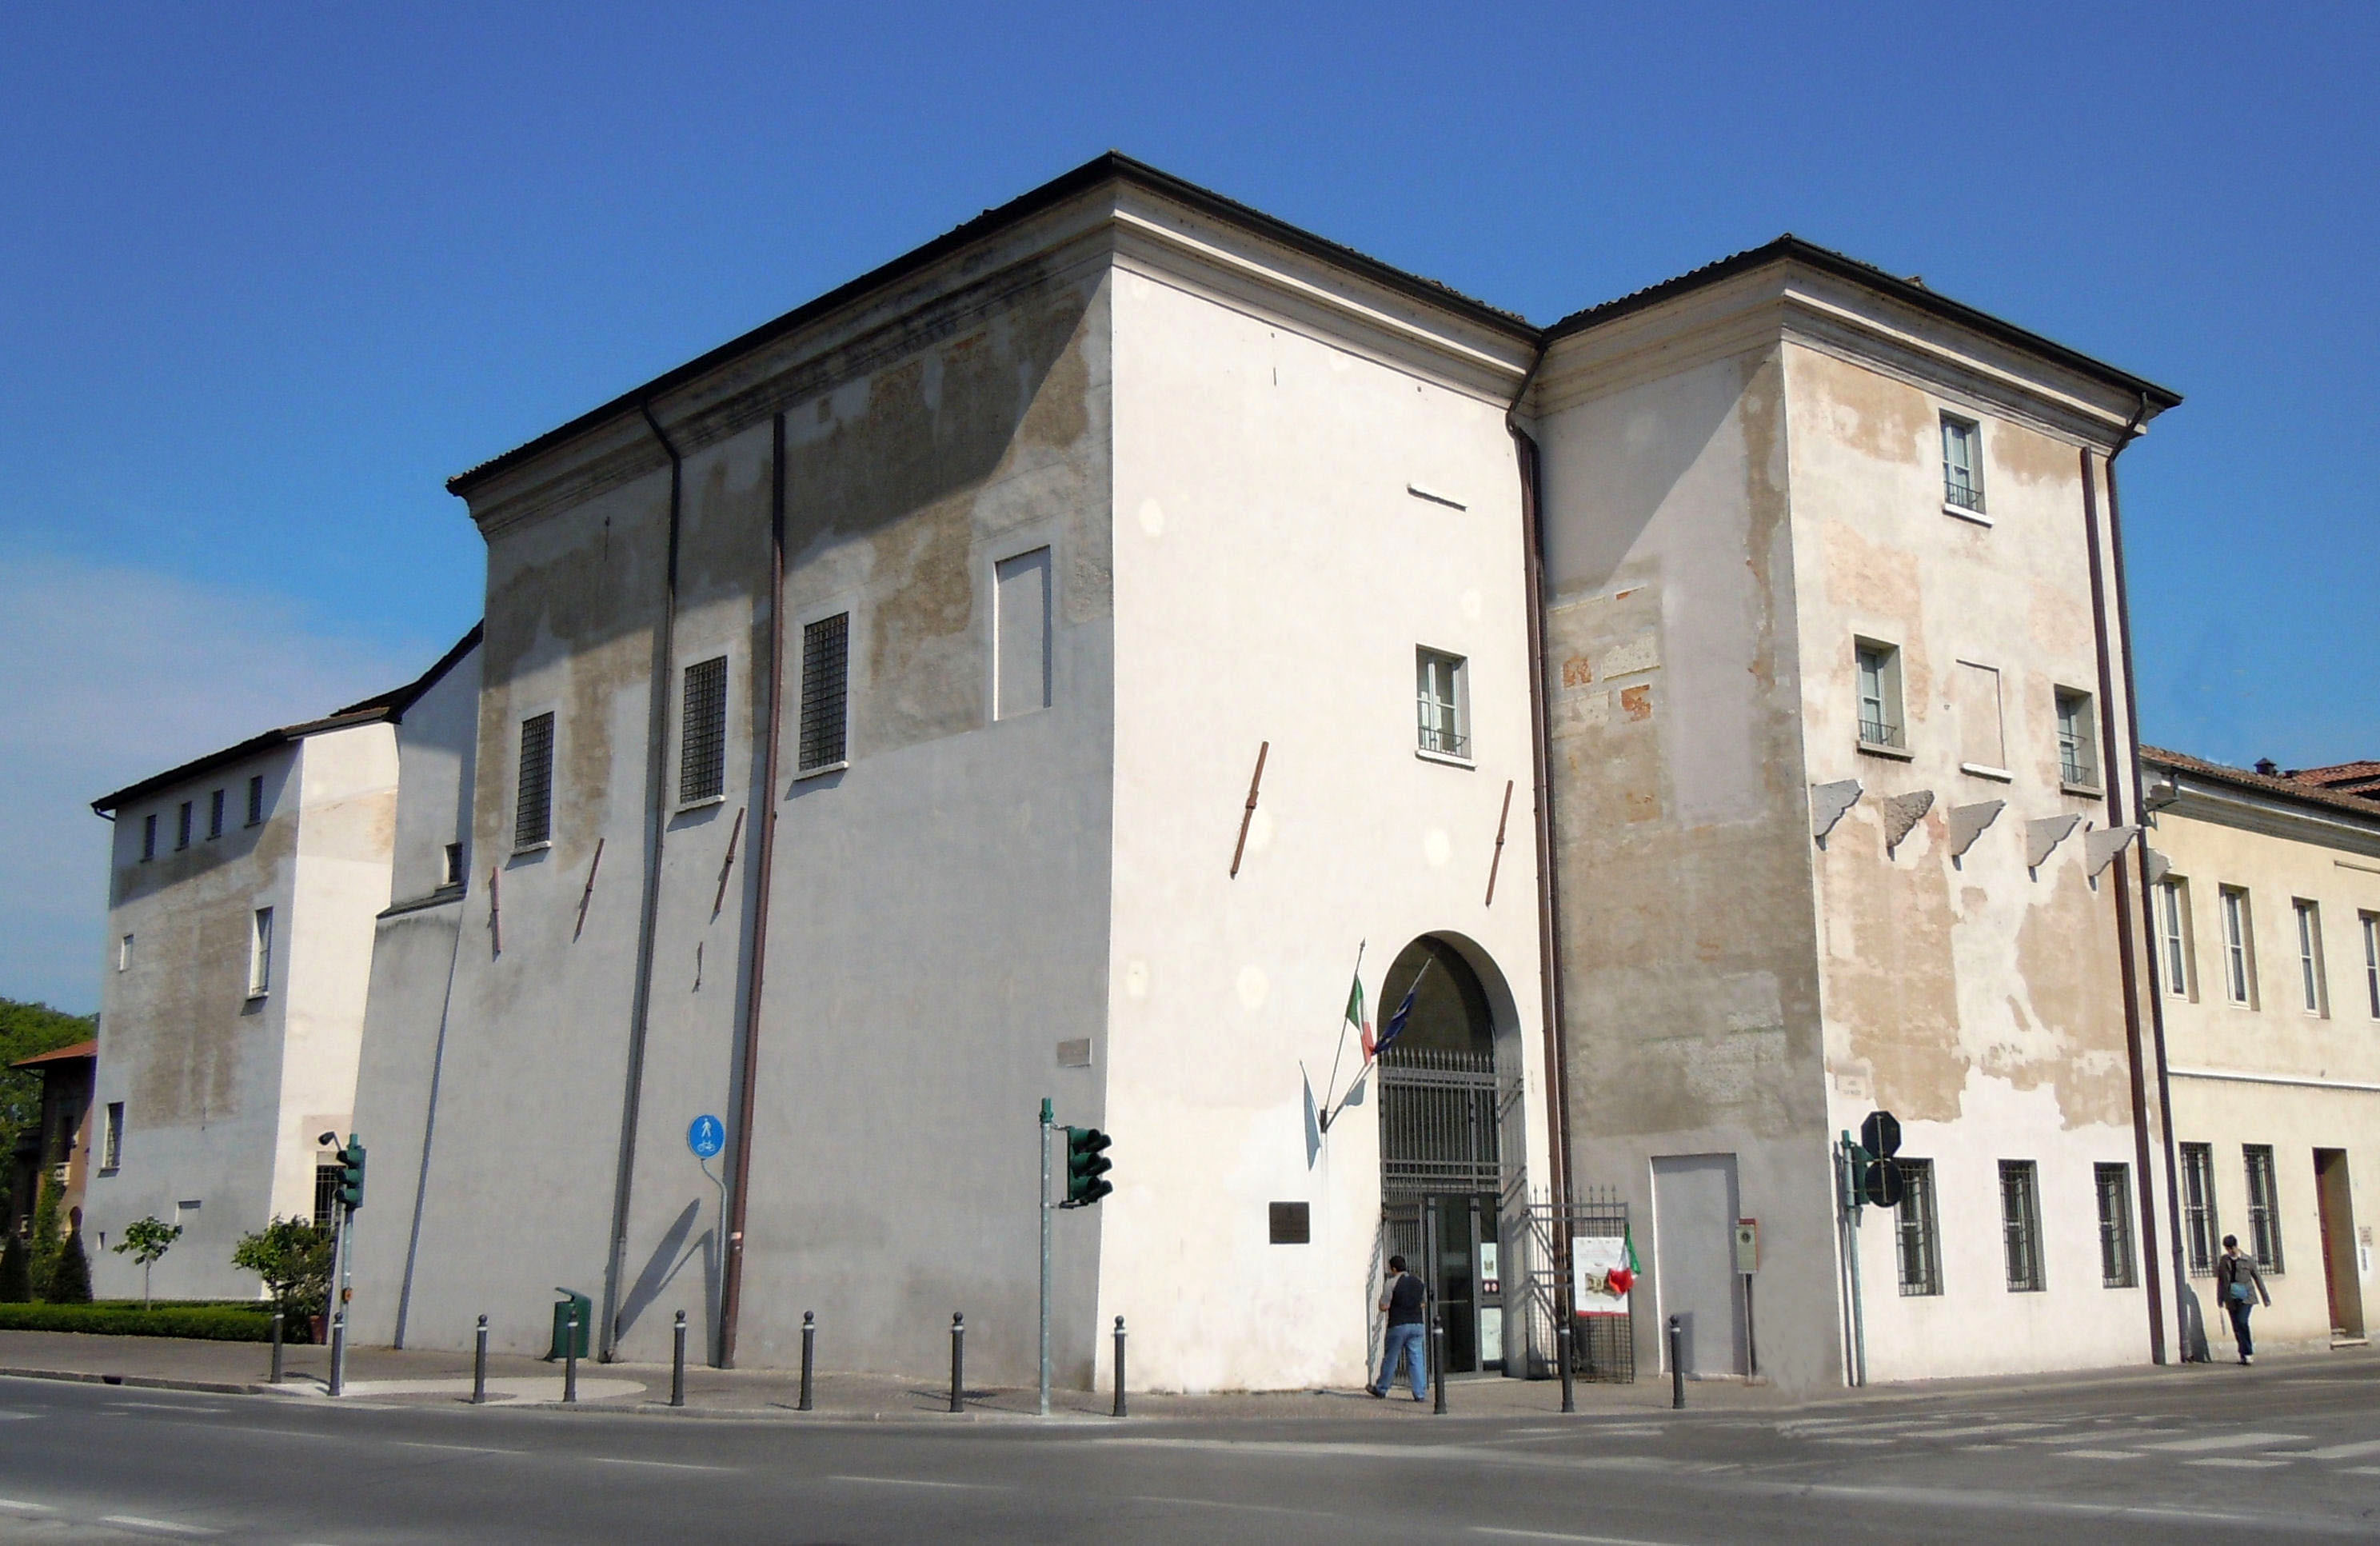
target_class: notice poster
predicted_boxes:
[1572,1235,1631,1316]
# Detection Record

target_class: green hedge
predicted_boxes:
[0,1302,282,1341]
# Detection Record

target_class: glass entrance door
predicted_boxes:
[1428,1193,1503,1373]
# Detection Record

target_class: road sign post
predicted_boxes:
[1039,1098,1052,1419]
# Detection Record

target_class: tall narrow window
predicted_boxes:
[994,547,1052,721]
[118,934,133,973]
[176,801,194,850]
[1855,640,1906,751]
[2157,879,2194,998]
[2294,899,2326,1015]
[2219,886,2255,1005]
[313,1164,340,1232]
[2055,689,2096,787]
[2181,1142,2219,1274]
[207,789,226,839]
[246,774,265,827]
[1416,648,1469,759]
[1895,1158,1942,1296]
[797,613,850,773]
[2363,913,2380,1019]
[1954,661,2007,773]
[1999,1160,2043,1292]
[679,655,729,805]
[2095,1163,2137,1288]
[444,843,464,888]
[1942,413,1986,513]
[102,1103,123,1172]
[2243,1145,2284,1272]
[512,713,555,849]
[248,907,274,998]
[141,813,157,861]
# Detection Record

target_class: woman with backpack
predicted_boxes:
[2214,1235,2270,1364]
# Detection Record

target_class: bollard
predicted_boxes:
[798,1312,815,1412]
[1557,1316,1575,1414]
[948,1313,965,1413]
[328,1314,345,1398]
[670,1311,687,1408]
[269,1311,284,1384]
[1430,1314,1447,1416]
[472,1316,489,1405]
[1668,1314,1684,1410]
[1112,1316,1128,1419]
[564,1311,580,1404]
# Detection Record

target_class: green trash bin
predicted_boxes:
[548,1289,592,1361]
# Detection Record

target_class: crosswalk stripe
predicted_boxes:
[2144,1432,2306,1453]
[2299,1439,2380,1461]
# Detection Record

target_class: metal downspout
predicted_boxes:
[2081,406,2165,1364]
[717,411,786,1369]
[1506,348,1576,1229]
[2102,398,2192,1358]
[598,402,684,1360]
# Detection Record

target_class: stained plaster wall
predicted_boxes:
[1531,342,1839,1393]
[1784,340,2154,1381]
[2149,789,2380,1350]
[86,729,397,1300]
[1104,250,1548,1392]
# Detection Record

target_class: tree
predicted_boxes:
[0,1232,27,1303]
[47,1229,91,1303]
[26,1175,62,1300]
[0,998,97,1222]
[230,1217,332,1320]
[112,1216,182,1309]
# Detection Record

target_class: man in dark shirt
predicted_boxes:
[1370,1255,1429,1400]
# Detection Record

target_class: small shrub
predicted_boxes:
[47,1232,91,1304]
[111,1216,182,1309]
[230,1217,330,1320]
[26,1179,61,1300]
[0,1234,27,1303]
[0,1302,275,1340]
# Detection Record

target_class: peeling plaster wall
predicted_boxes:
[1104,262,1546,1392]
[2150,794,2380,1351]
[1533,344,1839,1393]
[86,726,397,1301]
[1784,341,2150,1381]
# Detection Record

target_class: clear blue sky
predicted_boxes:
[2,3,2374,1010]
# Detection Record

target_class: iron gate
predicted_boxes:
[1519,1187,1635,1383]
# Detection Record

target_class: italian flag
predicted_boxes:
[1349,972,1374,1061]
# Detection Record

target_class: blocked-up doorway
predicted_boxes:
[1651,1153,1745,1378]
[2314,1149,2364,1341]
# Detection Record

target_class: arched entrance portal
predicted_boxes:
[1376,936,1525,1376]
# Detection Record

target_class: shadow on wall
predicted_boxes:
[617,1196,709,1343]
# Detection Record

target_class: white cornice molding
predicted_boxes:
[2153,777,2380,862]
[1533,259,2148,449]
[2168,1066,2380,1094]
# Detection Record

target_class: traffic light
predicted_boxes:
[1843,1111,1903,1209]
[1062,1126,1112,1208]
[335,1134,367,1212]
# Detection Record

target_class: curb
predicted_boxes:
[0,1366,278,1398]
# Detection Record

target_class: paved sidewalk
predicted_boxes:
[2,1327,2362,1424]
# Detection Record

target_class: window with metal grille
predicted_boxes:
[208,789,225,839]
[313,1164,341,1232]
[2294,899,2326,1015]
[1999,1160,2043,1292]
[141,814,156,861]
[2181,1141,2219,1274]
[2055,689,2096,786]
[1416,647,1469,759]
[1856,640,1906,750]
[679,655,729,805]
[2243,1145,2283,1273]
[1895,1158,1942,1296]
[1942,413,1985,513]
[102,1104,123,1172]
[246,774,265,827]
[2095,1163,2137,1288]
[2157,879,2193,998]
[798,614,849,773]
[514,713,555,849]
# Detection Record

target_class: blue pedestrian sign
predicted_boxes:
[687,1114,725,1160]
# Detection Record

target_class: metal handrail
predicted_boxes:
[1943,478,1987,513]
[1859,716,1906,750]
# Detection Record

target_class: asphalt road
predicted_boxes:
[0,1360,2375,1544]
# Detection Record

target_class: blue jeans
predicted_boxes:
[2227,1297,2256,1358]
[1374,1323,1426,1396]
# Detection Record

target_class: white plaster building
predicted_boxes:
[343,157,2199,1397]
[2141,746,2379,1355]
[82,631,478,1300]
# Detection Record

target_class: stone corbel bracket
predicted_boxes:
[1946,800,2003,866]
[2085,824,2142,880]
[2143,847,2172,886]
[1811,780,1863,848]
[2027,813,2083,873]
[1880,790,1935,857]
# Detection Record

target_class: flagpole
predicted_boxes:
[1323,956,1435,1131]
[1320,941,1364,1133]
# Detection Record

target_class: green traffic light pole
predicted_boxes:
[1837,1130,1867,1389]
[1038,1097,1053,1419]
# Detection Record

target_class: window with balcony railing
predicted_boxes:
[1856,640,1907,752]
[2056,688,2097,786]
[1942,414,1986,514]
[1416,648,1470,761]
